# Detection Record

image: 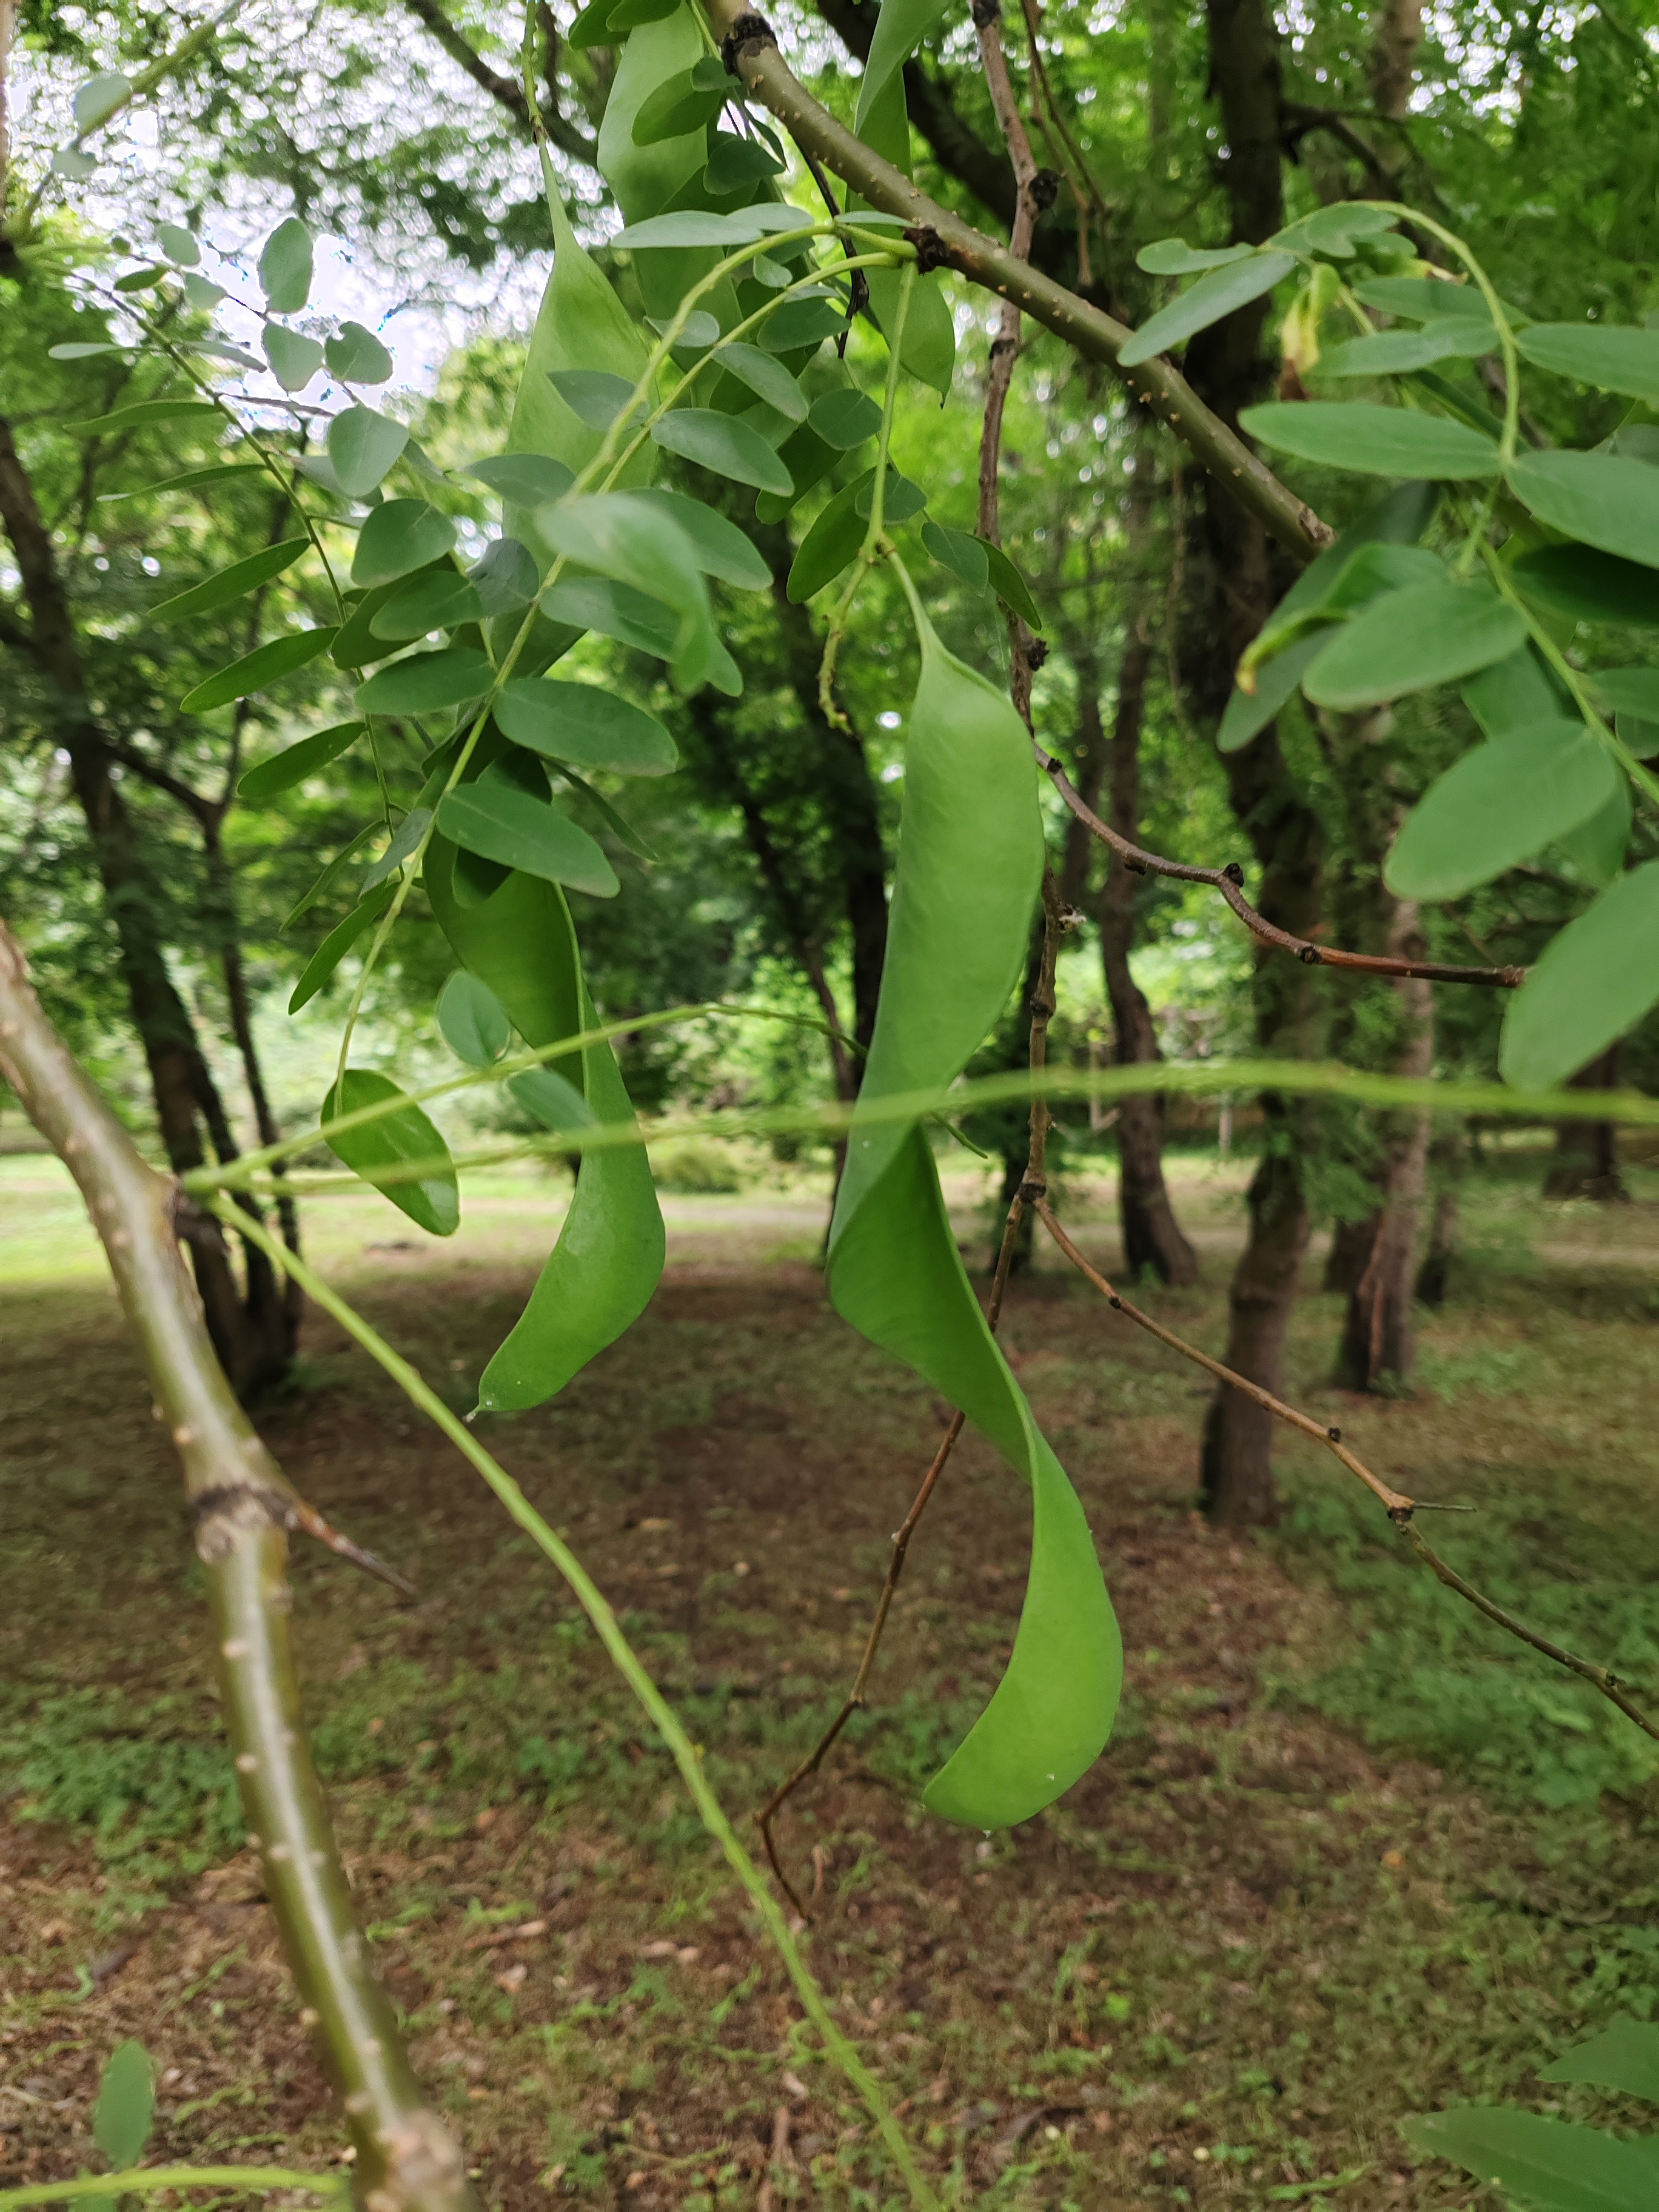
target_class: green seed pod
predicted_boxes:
[826,606,1122,1828]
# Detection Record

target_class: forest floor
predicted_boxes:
[5,1143,1659,2211]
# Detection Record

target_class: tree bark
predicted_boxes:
[1333,907,1434,1391]
[683,689,858,1102]
[1543,1046,1627,1201]
[754,520,890,1065]
[0,411,295,1398]
[1093,646,1199,1285]
[1181,0,1325,1526]
[1415,1130,1463,1306]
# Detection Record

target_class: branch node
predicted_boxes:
[904,224,954,273]
[722,10,777,73]
[190,1480,291,1564]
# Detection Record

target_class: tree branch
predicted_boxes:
[709,4,1332,559]
[814,0,1020,233]
[399,0,598,166]
[1033,737,1527,987]
[1034,1198,1659,1749]
[0,919,476,2212]
[104,738,219,823]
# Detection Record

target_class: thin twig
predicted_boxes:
[756,880,1067,1915]
[288,1495,417,1597]
[1033,740,1527,988]
[1034,1199,1412,1515]
[1031,1199,1659,1748]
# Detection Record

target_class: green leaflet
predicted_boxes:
[180,628,337,714]
[508,169,655,570]
[289,882,395,1012]
[825,609,1121,1828]
[1500,860,1659,1091]
[323,1068,459,1238]
[93,2042,154,2172]
[854,0,950,133]
[1218,482,1439,748]
[1384,720,1617,901]
[1541,2018,1659,2103]
[1401,2108,1659,2212]
[424,840,665,1410]
[1119,250,1296,368]
[239,720,364,801]
[150,538,309,623]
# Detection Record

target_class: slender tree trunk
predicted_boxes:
[1333,910,1434,1391]
[1415,1130,1463,1306]
[202,814,304,1342]
[756,520,890,1064]
[1180,0,1329,1526]
[1094,648,1199,1285]
[1543,1047,1627,1200]
[0,412,294,1399]
[683,691,857,1101]
[1325,1211,1380,1295]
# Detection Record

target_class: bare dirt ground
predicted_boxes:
[5,1151,1659,2209]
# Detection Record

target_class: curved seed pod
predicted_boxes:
[598,8,730,325]
[509,173,657,573]
[825,611,1121,1828]
[424,842,665,1409]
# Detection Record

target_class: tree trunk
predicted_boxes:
[1543,1047,1627,1201]
[1094,646,1199,1285]
[0,412,295,1399]
[1324,1211,1380,1295]
[1333,909,1434,1392]
[756,519,890,1065]
[1415,1131,1462,1307]
[1184,0,1327,1526]
[202,813,304,1350]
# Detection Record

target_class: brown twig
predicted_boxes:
[756,880,1067,1915]
[1031,1198,1659,1748]
[1034,740,1527,989]
[289,1494,418,1598]
[1034,1199,1412,1515]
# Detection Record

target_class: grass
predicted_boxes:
[4,1144,1659,2207]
